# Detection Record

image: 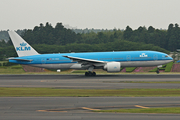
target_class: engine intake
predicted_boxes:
[104,62,121,72]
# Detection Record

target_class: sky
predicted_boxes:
[1,0,180,30]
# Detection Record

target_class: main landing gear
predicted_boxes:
[85,71,96,76]
[85,66,96,76]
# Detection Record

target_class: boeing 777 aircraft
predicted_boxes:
[8,31,173,76]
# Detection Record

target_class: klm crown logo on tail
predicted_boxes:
[16,42,31,51]
[8,31,38,57]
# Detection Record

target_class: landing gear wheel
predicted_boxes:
[88,72,92,76]
[156,68,159,74]
[85,71,96,76]
[85,72,89,76]
[92,72,96,76]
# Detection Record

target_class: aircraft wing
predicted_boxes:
[63,56,106,66]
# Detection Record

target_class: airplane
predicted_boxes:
[8,31,173,76]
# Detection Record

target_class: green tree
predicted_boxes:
[123,26,133,40]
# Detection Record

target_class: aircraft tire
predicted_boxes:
[88,72,92,76]
[92,72,96,76]
[85,72,89,76]
[156,68,159,74]
[85,72,96,76]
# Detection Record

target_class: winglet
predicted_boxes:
[8,31,39,57]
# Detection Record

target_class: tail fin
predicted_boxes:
[8,31,39,57]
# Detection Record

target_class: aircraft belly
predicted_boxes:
[70,64,83,69]
[26,60,172,69]
[30,63,82,69]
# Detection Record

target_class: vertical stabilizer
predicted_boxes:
[8,31,39,57]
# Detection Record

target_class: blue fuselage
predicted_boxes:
[9,51,173,70]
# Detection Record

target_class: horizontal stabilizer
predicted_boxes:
[9,58,33,62]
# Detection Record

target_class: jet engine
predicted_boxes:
[104,62,121,72]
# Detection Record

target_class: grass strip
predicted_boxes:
[1,88,180,97]
[94,107,180,114]
[165,62,174,72]
[126,67,137,72]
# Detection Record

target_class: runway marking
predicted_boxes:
[37,110,67,112]
[135,105,149,109]
[37,107,100,112]
[81,107,100,111]
[40,80,47,82]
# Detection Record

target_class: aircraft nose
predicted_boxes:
[170,56,173,61]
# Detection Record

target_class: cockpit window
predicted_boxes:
[165,55,169,57]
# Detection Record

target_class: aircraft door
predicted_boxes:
[126,55,131,61]
[162,55,165,59]
[41,58,46,64]
[153,54,158,60]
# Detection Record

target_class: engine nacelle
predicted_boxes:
[57,69,61,72]
[104,62,121,72]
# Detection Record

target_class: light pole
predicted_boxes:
[177,49,180,62]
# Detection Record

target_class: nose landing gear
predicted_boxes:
[156,68,159,74]
[156,65,162,74]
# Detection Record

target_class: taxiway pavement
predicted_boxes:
[0,74,180,89]
[0,97,180,120]
[1,74,180,120]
